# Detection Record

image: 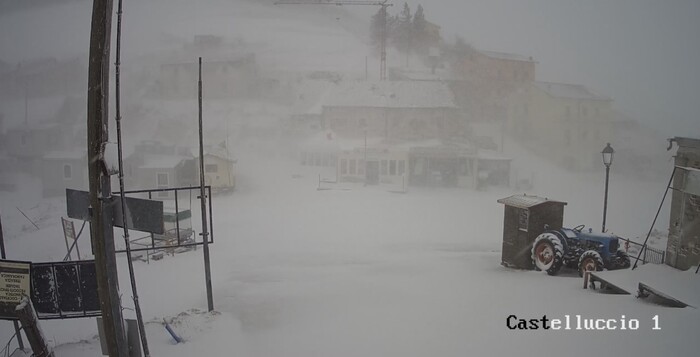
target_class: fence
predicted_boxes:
[112,186,214,261]
[619,237,665,265]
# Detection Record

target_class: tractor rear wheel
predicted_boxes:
[531,233,564,275]
[578,250,604,277]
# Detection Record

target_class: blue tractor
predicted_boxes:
[531,225,631,276]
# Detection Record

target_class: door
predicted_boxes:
[366,161,379,185]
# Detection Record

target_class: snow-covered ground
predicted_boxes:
[1,145,696,357]
[1,1,695,355]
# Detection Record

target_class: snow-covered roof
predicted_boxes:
[672,136,700,149]
[203,147,234,162]
[497,194,567,209]
[534,81,611,101]
[322,81,457,109]
[43,150,86,160]
[476,150,512,161]
[139,154,190,169]
[480,50,535,63]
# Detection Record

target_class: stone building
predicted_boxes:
[507,81,615,171]
[665,137,700,270]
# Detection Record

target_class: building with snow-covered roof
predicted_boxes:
[41,150,87,197]
[4,96,87,175]
[445,48,537,127]
[320,80,466,141]
[507,81,615,171]
[124,141,195,199]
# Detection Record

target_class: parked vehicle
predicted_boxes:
[531,225,631,276]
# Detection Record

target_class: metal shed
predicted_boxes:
[498,194,567,269]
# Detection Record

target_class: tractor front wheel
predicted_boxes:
[613,250,631,269]
[578,250,604,277]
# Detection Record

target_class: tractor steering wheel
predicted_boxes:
[573,224,585,232]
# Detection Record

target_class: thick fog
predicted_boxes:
[0,1,698,356]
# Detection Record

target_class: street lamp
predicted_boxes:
[363,124,368,185]
[601,143,614,232]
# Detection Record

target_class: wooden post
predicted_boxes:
[0,215,25,350]
[87,0,129,355]
[15,296,54,357]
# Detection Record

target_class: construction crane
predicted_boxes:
[274,0,393,80]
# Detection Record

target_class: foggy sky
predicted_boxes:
[399,0,699,136]
[1,0,697,137]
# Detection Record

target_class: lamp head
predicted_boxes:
[602,143,614,167]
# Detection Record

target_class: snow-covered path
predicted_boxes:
[2,151,697,356]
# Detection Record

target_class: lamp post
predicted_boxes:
[363,125,368,185]
[601,143,614,232]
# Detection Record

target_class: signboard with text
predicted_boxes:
[0,259,31,320]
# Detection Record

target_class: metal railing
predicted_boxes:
[112,186,214,258]
[619,237,665,265]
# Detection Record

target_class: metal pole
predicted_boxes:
[114,0,150,354]
[379,5,387,80]
[0,215,25,350]
[87,0,129,355]
[364,128,367,184]
[198,57,215,311]
[633,167,676,270]
[602,165,610,232]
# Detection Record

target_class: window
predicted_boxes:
[157,173,170,198]
[157,173,169,186]
[518,209,529,231]
[340,159,348,175]
[389,160,396,175]
[205,164,218,173]
[63,164,72,180]
[349,159,356,175]
[358,159,365,175]
[381,160,388,175]
[398,160,405,176]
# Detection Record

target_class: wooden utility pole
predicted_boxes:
[87,0,129,356]
[198,57,215,311]
[15,296,54,357]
